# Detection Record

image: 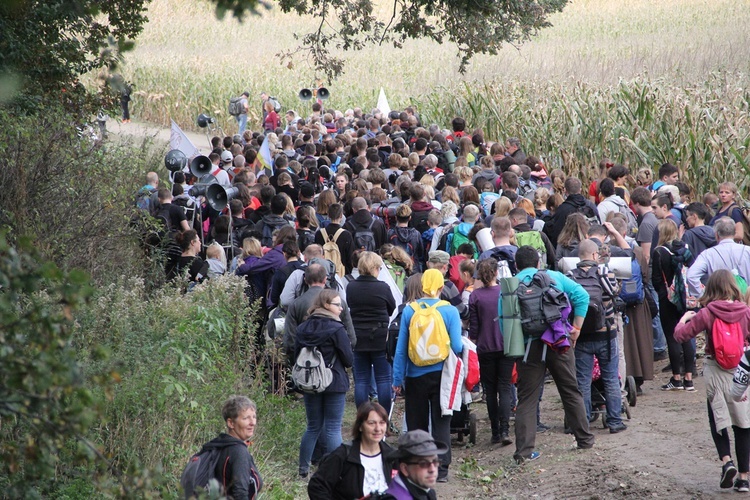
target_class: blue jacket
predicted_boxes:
[515,268,590,318]
[392,298,463,387]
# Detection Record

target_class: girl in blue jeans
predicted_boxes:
[295,289,354,478]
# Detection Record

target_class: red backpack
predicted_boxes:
[712,316,745,370]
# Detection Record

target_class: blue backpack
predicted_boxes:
[619,257,644,305]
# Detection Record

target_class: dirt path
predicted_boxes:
[108,118,213,155]
[425,356,723,499]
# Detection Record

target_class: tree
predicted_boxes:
[1,0,567,107]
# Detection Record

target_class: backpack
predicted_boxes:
[516,271,567,338]
[228,96,244,117]
[437,221,459,255]
[295,258,339,298]
[389,230,416,264]
[351,219,377,252]
[486,247,518,279]
[386,262,407,292]
[577,203,599,225]
[514,231,547,270]
[569,265,607,335]
[712,315,746,370]
[728,203,750,246]
[261,219,288,247]
[408,300,451,367]
[617,203,639,238]
[321,228,346,277]
[619,257,645,305]
[658,245,690,313]
[447,225,475,256]
[135,186,157,215]
[291,346,335,393]
[180,442,243,499]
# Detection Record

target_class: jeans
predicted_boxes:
[575,338,623,428]
[237,113,248,135]
[647,284,667,352]
[478,351,515,436]
[353,350,392,414]
[299,391,346,474]
[405,371,452,475]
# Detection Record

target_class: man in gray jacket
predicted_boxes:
[687,217,750,297]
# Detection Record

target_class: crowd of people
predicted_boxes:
[142,102,750,498]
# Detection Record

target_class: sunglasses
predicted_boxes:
[405,459,440,469]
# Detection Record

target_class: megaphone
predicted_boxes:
[317,87,330,100]
[299,88,313,101]
[190,155,213,177]
[197,113,214,128]
[164,149,187,172]
[206,184,239,211]
[190,175,217,197]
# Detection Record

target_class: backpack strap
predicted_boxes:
[321,228,331,244]
[332,228,345,243]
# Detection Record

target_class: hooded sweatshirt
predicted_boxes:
[543,193,599,247]
[388,226,425,271]
[203,433,262,499]
[674,300,750,356]
[257,214,290,247]
[682,225,717,258]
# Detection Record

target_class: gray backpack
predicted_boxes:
[292,347,334,393]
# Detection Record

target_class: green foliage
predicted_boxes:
[0,106,166,284]
[0,231,96,496]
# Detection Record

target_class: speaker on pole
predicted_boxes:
[317,87,330,100]
[165,149,187,172]
[206,184,239,211]
[190,155,213,177]
[299,88,313,101]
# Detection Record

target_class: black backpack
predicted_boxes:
[386,303,407,362]
[516,271,567,338]
[228,96,244,117]
[350,219,377,252]
[180,442,246,499]
[569,265,606,335]
[295,258,339,298]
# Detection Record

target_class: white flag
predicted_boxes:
[257,134,274,176]
[377,87,391,117]
[170,119,200,159]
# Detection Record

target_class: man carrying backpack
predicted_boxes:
[315,203,353,275]
[255,195,292,248]
[543,177,600,247]
[392,269,463,483]
[687,217,750,298]
[344,197,387,253]
[569,239,627,433]
[513,246,595,464]
[478,216,517,273]
[279,245,346,308]
[389,204,425,272]
[229,91,250,135]
[508,208,555,270]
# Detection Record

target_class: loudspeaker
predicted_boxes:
[299,88,313,101]
[317,87,330,100]
[206,184,239,211]
[164,149,187,172]
[190,174,217,197]
[190,155,213,177]
[197,113,214,128]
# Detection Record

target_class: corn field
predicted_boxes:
[415,74,750,195]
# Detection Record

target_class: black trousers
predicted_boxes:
[478,351,515,436]
[405,370,452,474]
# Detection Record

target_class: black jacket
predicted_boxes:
[206,433,262,499]
[543,193,600,247]
[308,439,395,500]
[347,275,397,351]
[314,223,355,273]
[295,314,354,393]
[344,209,388,250]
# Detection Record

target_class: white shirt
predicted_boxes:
[360,452,388,496]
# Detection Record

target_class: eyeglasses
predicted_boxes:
[329,302,342,308]
[405,459,440,469]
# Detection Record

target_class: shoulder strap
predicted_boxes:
[321,229,331,243]
[332,228,345,243]
[367,218,375,230]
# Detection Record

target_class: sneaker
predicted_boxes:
[609,423,628,434]
[683,380,695,391]
[661,378,684,391]
[515,451,541,465]
[735,479,749,492]
[501,433,513,446]
[491,434,501,444]
[653,350,669,361]
[537,422,551,433]
[721,460,737,489]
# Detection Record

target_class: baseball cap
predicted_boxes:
[221,151,233,164]
[428,250,450,265]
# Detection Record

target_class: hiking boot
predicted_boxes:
[609,423,628,434]
[735,479,750,492]
[501,433,513,446]
[514,450,541,465]
[683,380,695,391]
[491,434,501,444]
[721,461,738,489]
[661,378,684,391]
[653,350,668,361]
